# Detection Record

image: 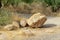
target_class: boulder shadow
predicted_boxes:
[41,24,57,28]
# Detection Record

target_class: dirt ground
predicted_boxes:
[0,26,60,40]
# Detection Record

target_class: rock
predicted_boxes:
[4,24,13,31]
[20,18,27,27]
[4,21,20,31]
[12,21,20,29]
[27,13,47,27]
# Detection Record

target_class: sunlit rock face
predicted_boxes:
[12,21,20,29]
[27,13,47,27]
[4,21,20,31]
[4,24,14,31]
[20,18,27,27]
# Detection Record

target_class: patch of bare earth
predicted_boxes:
[0,25,60,40]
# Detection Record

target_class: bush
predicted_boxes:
[44,0,60,12]
[1,0,22,6]
[0,8,13,26]
[22,0,34,4]
[1,0,60,12]
[1,0,34,7]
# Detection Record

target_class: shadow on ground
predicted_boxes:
[42,24,57,28]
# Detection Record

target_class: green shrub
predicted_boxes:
[1,0,22,6]
[1,0,34,6]
[22,0,34,4]
[44,0,60,12]
[33,0,60,12]
[1,0,60,12]
[0,8,13,26]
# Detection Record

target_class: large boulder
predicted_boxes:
[27,13,47,27]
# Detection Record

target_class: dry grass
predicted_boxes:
[2,2,60,16]
[0,26,60,40]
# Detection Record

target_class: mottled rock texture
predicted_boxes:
[27,13,47,27]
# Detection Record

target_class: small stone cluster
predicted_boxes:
[4,13,47,31]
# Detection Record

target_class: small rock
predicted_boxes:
[27,13,47,27]
[4,21,20,31]
[20,18,27,27]
[12,21,20,29]
[4,24,13,31]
